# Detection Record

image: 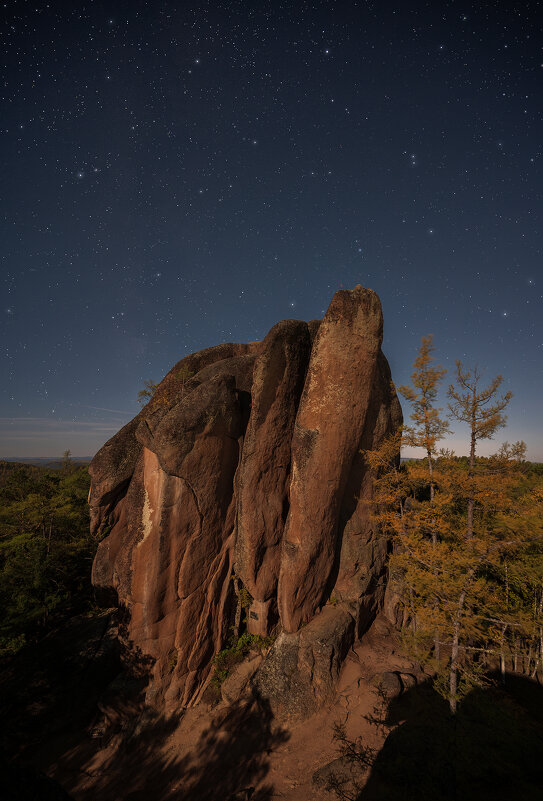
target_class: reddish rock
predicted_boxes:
[91,351,257,709]
[89,286,401,712]
[333,350,403,636]
[136,372,244,480]
[235,320,311,621]
[88,416,143,542]
[221,653,263,704]
[253,605,355,720]
[277,285,387,632]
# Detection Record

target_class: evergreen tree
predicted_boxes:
[0,464,94,656]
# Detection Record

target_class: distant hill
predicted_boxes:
[0,457,93,467]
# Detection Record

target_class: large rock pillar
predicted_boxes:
[277,285,384,632]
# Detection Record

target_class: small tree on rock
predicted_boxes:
[138,379,159,405]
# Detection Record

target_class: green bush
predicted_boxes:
[202,632,275,704]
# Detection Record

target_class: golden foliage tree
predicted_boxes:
[399,334,450,502]
[399,335,451,660]
[367,342,543,715]
[447,362,513,540]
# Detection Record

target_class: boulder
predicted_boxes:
[372,671,403,698]
[221,654,263,704]
[253,605,355,720]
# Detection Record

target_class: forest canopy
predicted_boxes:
[0,459,95,657]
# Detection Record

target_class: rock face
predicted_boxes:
[89,286,402,714]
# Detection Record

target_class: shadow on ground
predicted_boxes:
[1,610,289,800]
[57,686,288,801]
[356,671,543,801]
[176,690,289,801]
[0,610,121,799]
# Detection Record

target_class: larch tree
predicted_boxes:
[399,334,450,502]
[367,345,542,715]
[398,335,450,661]
[447,362,512,540]
[137,379,159,405]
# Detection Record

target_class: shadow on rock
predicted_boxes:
[356,672,543,801]
[3,610,289,801]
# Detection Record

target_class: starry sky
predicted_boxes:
[2,1,542,460]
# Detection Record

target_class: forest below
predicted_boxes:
[0,457,95,658]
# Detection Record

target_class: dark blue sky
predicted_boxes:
[2,1,542,459]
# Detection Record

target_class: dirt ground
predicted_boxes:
[45,613,420,801]
[6,610,542,800]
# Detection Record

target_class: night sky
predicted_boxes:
[2,1,542,460]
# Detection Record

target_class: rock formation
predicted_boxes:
[89,285,402,716]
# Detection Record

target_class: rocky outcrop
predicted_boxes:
[277,288,389,632]
[235,319,311,635]
[253,605,356,718]
[89,285,402,715]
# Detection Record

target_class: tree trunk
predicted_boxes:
[467,413,476,541]
[533,628,543,682]
[450,627,459,715]
[427,447,440,662]
[499,623,507,684]
[449,587,467,714]
[525,642,533,676]
[427,448,435,503]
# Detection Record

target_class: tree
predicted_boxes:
[175,365,194,393]
[379,442,542,714]
[137,379,159,405]
[0,464,95,656]
[368,343,542,715]
[62,449,73,474]
[399,335,450,661]
[399,334,450,502]
[447,363,512,540]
